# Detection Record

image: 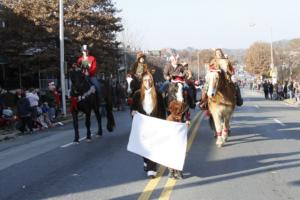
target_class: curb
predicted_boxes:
[0,114,77,142]
[283,99,300,107]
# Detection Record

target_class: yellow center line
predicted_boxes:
[138,111,203,200]
[186,113,205,152]
[138,165,167,200]
[158,113,204,200]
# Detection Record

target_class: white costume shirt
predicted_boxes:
[142,88,153,115]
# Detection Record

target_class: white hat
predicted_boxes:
[81,44,88,51]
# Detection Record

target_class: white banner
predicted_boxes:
[127,112,188,170]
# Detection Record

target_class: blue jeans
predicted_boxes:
[88,76,103,104]
[159,80,170,93]
[88,76,101,96]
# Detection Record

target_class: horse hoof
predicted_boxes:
[222,135,228,142]
[86,138,92,142]
[95,134,102,138]
[73,141,80,144]
[216,137,224,147]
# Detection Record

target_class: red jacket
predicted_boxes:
[77,55,97,77]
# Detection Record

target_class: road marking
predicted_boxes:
[138,111,203,200]
[254,105,260,109]
[157,178,177,200]
[186,114,204,152]
[138,165,167,200]
[158,114,203,200]
[61,133,96,148]
[273,119,286,126]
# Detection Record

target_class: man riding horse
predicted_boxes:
[69,45,115,143]
[77,44,102,103]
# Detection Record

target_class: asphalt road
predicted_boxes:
[1,89,300,200]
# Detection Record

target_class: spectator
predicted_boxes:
[16,91,33,134]
[41,102,53,128]
[44,81,60,122]
[34,104,48,129]
[277,83,284,100]
[268,82,274,100]
[288,80,294,99]
[283,81,288,99]
[263,80,269,99]
[26,88,39,120]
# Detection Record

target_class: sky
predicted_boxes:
[115,0,300,50]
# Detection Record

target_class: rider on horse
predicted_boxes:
[130,52,148,81]
[160,54,183,93]
[77,44,102,102]
[127,52,149,106]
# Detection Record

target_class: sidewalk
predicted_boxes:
[0,114,75,142]
[250,88,300,107]
[283,98,300,107]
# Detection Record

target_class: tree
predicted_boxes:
[244,42,271,76]
[0,0,123,76]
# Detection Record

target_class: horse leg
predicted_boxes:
[208,115,217,138]
[72,111,80,143]
[94,107,103,136]
[85,112,92,141]
[222,111,233,142]
[211,110,224,147]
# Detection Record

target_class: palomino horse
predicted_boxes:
[69,69,115,143]
[206,70,236,147]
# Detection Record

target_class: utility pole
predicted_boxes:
[197,52,200,81]
[59,0,66,116]
[249,23,277,84]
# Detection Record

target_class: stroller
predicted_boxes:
[0,108,17,130]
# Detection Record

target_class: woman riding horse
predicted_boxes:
[205,48,236,147]
[126,52,149,109]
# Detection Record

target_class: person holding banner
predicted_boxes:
[131,71,166,178]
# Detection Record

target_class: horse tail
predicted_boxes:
[106,105,115,132]
[209,115,216,133]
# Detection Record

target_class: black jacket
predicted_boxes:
[131,89,166,120]
[17,97,32,118]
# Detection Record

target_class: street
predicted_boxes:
[1,89,300,200]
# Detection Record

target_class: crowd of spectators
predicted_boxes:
[0,82,62,134]
[250,79,300,104]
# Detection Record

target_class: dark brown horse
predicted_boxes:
[69,69,115,143]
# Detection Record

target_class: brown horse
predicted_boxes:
[206,70,236,147]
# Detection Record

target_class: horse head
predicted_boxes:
[70,69,90,95]
[206,69,236,106]
[206,71,220,98]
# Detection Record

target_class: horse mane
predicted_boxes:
[215,70,236,105]
[70,70,92,96]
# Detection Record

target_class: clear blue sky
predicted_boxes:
[115,0,300,50]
